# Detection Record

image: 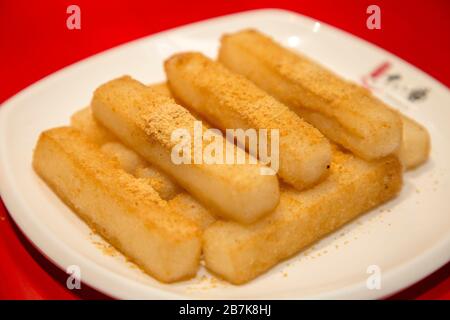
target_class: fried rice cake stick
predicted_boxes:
[219,29,403,160]
[70,106,115,145]
[33,127,201,283]
[398,115,431,170]
[165,52,332,190]
[203,149,402,284]
[71,107,215,229]
[91,76,280,224]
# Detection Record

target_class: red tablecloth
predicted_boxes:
[0,0,449,300]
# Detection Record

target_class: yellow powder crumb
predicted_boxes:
[186,273,227,292]
[92,240,119,257]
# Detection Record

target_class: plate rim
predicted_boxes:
[0,8,449,299]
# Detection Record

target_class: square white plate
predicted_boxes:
[0,9,449,299]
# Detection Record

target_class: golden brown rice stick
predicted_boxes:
[33,127,201,282]
[398,115,431,170]
[203,149,402,284]
[169,193,216,230]
[219,29,403,160]
[165,52,332,190]
[101,142,147,174]
[70,107,115,145]
[70,79,173,144]
[148,82,172,97]
[71,107,215,228]
[91,76,280,224]
[71,108,181,200]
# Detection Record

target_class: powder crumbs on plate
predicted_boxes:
[186,274,227,291]
[91,239,119,257]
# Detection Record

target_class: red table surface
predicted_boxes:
[0,0,449,300]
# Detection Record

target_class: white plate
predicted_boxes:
[0,9,449,300]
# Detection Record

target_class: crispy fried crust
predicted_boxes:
[33,127,201,282]
[101,142,147,174]
[168,193,216,230]
[165,52,332,190]
[219,29,403,160]
[203,149,402,284]
[91,76,280,224]
[134,166,182,200]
